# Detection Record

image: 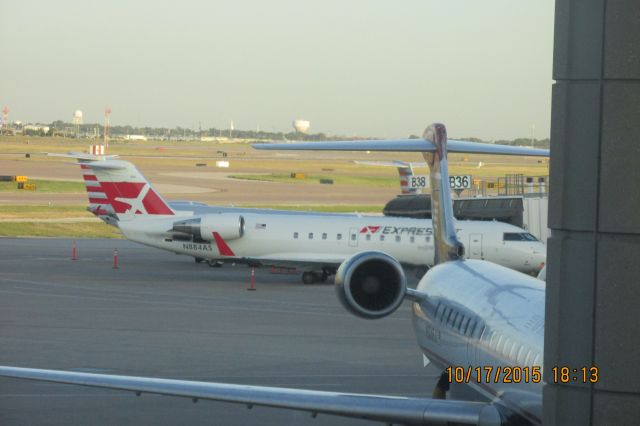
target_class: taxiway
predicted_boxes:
[0,238,436,425]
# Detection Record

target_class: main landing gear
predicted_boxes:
[301,270,329,285]
[432,370,450,400]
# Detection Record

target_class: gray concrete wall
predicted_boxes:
[545,1,640,424]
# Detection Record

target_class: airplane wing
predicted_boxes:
[254,139,550,157]
[0,366,500,425]
[354,160,428,168]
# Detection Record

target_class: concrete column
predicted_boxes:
[545,0,640,424]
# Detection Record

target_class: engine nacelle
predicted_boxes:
[334,251,407,319]
[172,215,245,241]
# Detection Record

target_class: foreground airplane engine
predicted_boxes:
[335,251,407,319]
[171,215,245,241]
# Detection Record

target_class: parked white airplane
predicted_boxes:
[68,156,545,282]
[355,160,427,194]
[0,124,553,425]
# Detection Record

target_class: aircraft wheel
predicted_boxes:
[302,271,316,285]
[319,271,329,283]
[208,260,223,268]
[194,257,204,263]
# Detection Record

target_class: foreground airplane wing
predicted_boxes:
[254,138,549,157]
[0,367,499,425]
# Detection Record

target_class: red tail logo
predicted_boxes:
[80,165,173,215]
[359,226,381,234]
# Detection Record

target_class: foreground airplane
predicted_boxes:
[0,124,549,425]
[65,156,545,283]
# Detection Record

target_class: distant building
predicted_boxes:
[23,124,50,134]
[125,134,148,141]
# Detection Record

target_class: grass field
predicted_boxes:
[0,179,84,193]
[0,135,549,184]
[229,173,398,187]
[0,203,383,237]
[235,204,385,213]
[0,221,122,238]
[0,205,120,238]
[0,205,91,219]
[0,135,549,237]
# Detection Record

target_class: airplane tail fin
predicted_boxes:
[421,124,464,264]
[81,159,176,220]
[397,163,418,195]
[253,125,549,266]
[79,163,119,225]
[355,160,424,195]
[51,153,176,220]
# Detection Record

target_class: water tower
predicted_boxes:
[73,110,83,138]
[292,119,310,134]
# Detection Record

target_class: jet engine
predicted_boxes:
[171,215,245,241]
[334,251,407,319]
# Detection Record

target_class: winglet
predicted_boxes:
[422,124,464,264]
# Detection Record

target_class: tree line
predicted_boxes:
[25,120,550,147]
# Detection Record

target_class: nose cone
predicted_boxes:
[530,243,547,273]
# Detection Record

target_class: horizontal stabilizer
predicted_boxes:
[355,160,427,168]
[48,152,120,161]
[79,162,127,170]
[254,139,549,157]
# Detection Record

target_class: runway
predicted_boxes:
[0,238,438,425]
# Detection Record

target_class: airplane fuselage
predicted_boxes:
[118,212,546,274]
[412,259,545,424]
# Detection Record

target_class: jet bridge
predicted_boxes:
[383,194,525,227]
[383,194,550,243]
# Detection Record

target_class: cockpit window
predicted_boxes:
[503,232,539,242]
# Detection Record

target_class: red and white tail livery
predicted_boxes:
[79,159,175,220]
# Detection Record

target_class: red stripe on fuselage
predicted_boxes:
[212,232,235,256]
[83,175,98,181]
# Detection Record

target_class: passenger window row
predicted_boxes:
[435,303,479,338]
[294,232,432,244]
[482,330,541,367]
[435,302,542,367]
[293,232,341,240]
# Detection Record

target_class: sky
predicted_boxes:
[1,0,555,140]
